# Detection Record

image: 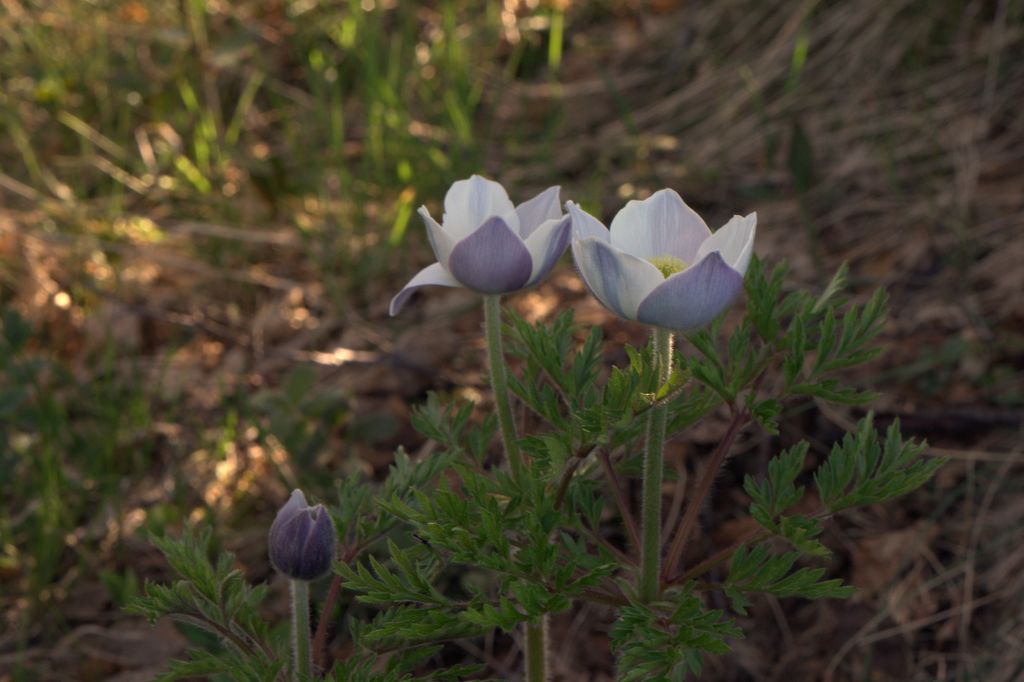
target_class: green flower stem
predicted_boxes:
[525,616,548,682]
[483,295,524,477]
[290,579,312,680]
[483,296,546,680]
[639,327,673,602]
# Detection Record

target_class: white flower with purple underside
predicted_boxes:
[389,175,572,315]
[567,189,756,331]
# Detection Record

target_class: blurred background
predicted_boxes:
[1,0,1022,680]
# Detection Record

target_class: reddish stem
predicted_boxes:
[312,546,356,672]
[660,408,749,582]
[552,454,586,511]
[597,448,641,554]
[667,509,836,586]
[667,528,766,586]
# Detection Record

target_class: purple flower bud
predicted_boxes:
[268,490,336,581]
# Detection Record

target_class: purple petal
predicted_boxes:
[566,201,610,242]
[635,252,745,331]
[515,186,562,239]
[609,189,711,262]
[271,490,307,531]
[268,500,336,581]
[447,215,533,294]
[571,237,664,320]
[269,506,312,577]
[524,215,571,286]
[389,262,462,316]
[297,506,336,580]
[442,175,517,239]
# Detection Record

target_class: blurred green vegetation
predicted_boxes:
[0,0,531,304]
[0,0,547,657]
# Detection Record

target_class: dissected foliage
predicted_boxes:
[136,260,943,679]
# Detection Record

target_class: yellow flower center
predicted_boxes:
[648,255,688,278]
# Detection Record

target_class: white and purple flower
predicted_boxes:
[390,175,571,315]
[568,190,756,331]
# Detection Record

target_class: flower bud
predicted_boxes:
[268,490,336,581]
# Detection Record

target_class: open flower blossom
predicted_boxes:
[268,490,336,581]
[567,190,756,331]
[390,175,571,315]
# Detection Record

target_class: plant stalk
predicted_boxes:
[597,448,641,553]
[291,579,312,680]
[639,327,672,602]
[312,568,343,670]
[524,616,548,682]
[662,407,748,581]
[483,295,524,477]
[483,296,547,680]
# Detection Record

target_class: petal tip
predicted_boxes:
[566,201,610,242]
[389,262,462,315]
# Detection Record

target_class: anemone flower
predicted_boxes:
[567,190,756,331]
[268,490,336,582]
[390,175,571,315]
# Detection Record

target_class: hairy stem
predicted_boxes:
[484,296,547,680]
[662,407,748,582]
[483,295,523,477]
[552,456,585,510]
[668,510,836,586]
[668,528,765,586]
[597,448,641,553]
[312,570,342,670]
[639,327,672,603]
[291,580,312,680]
[524,616,549,682]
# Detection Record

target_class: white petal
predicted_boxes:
[442,175,518,240]
[609,189,710,262]
[516,186,562,239]
[524,216,571,285]
[572,237,664,320]
[565,201,610,242]
[695,212,757,276]
[418,206,454,268]
[389,262,462,316]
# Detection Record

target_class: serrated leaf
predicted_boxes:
[815,415,942,512]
